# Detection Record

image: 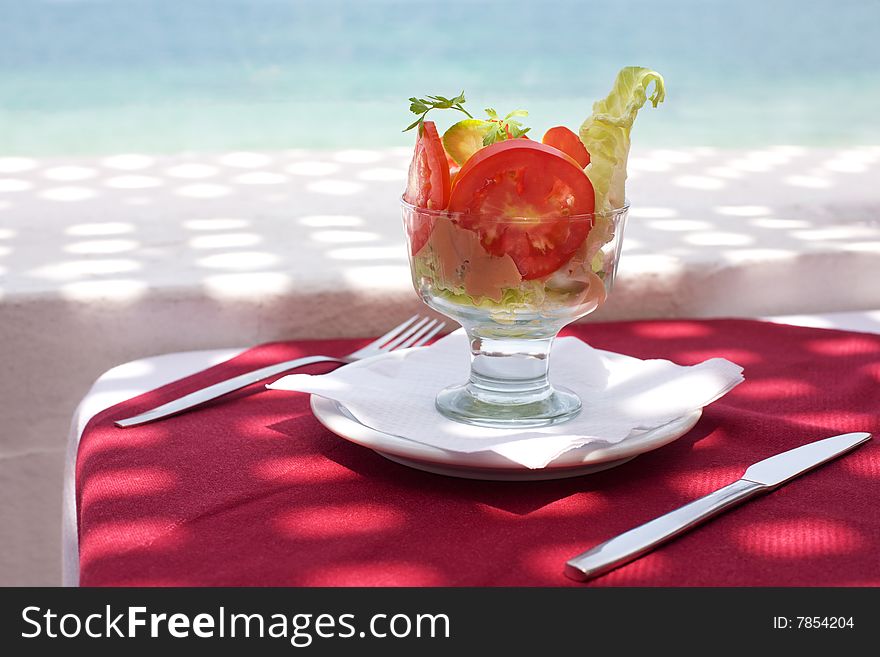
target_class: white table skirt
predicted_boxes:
[62,311,880,585]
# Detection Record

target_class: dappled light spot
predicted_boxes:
[83,467,177,503]
[175,183,232,198]
[310,230,380,244]
[732,518,864,558]
[824,159,867,173]
[299,561,443,587]
[165,163,219,179]
[481,493,607,520]
[41,186,96,201]
[684,231,753,246]
[65,222,134,237]
[785,175,832,189]
[705,166,743,179]
[628,206,678,219]
[100,359,157,380]
[722,248,795,263]
[60,278,149,301]
[631,321,712,339]
[0,200,9,211]
[80,517,188,563]
[770,145,807,156]
[189,233,262,249]
[861,362,880,384]
[326,246,407,261]
[219,152,272,168]
[251,455,357,484]
[105,175,162,189]
[729,377,817,399]
[183,218,249,231]
[101,154,155,170]
[30,258,141,281]
[43,166,98,181]
[673,175,725,190]
[715,205,772,217]
[333,149,383,164]
[197,251,281,270]
[261,192,290,203]
[767,314,835,329]
[649,149,695,164]
[623,253,682,276]
[356,167,407,182]
[342,265,411,289]
[840,451,880,480]
[628,157,670,172]
[806,336,880,356]
[64,239,138,255]
[202,272,293,298]
[0,245,10,257]
[285,161,341,176]
[306,179,365,195]
[667,464,743,497]
[749,217,810,229]
[621,237,643,250]
[274,503,404,540]
[233,171,287,185]
[676,348,760,366]
[0,178,34,192]
[726,158,772,172]
[299,214,363,227]
[793,226,876,241]
[0,157,37,173]
[123,196,152,206]
[839,241,880,253]
[647,219,711,231]
[783,411,877,431]
[0,227,15,239]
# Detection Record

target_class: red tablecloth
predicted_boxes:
[76,319,880,586]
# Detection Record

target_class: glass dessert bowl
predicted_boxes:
[403,200,629,428]
[398,65,663,429]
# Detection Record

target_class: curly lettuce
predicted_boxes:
[579,66,665,213]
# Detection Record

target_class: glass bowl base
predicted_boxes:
[435,384,582,429]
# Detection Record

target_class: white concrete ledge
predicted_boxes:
[1,145,879,584]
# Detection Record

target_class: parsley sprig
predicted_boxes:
[404,92,473,133]
[483,108,530,145]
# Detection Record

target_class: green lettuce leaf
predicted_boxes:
[579,67,665,212]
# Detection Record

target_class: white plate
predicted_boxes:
[309,348,703,480]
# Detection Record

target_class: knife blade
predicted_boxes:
[564,431,871,582]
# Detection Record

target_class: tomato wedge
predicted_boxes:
[404,121,451,254]
[542,126,590,168]
[448,140,595,280]
[404,120,451,210]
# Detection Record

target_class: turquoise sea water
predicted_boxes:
[2,0,879,156]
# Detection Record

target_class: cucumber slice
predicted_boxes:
[442,119,492,166]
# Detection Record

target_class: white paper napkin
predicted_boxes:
[267,331,744,469]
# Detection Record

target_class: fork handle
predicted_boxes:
[114,355,345,428]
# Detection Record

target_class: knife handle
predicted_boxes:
[564,478,766,581]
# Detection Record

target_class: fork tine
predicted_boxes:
[382,317,431,351]
[371,315,419,347]
[396,320,440,349]
[406,322,446,347]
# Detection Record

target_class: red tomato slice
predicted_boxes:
[542,126,590,168]
[448,140,595,280]
[403,121,451,254]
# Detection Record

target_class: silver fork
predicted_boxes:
[114,315,445,428]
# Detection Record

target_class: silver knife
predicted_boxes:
[564,431,871,582]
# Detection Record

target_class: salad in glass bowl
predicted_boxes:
[401,67,665,428]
